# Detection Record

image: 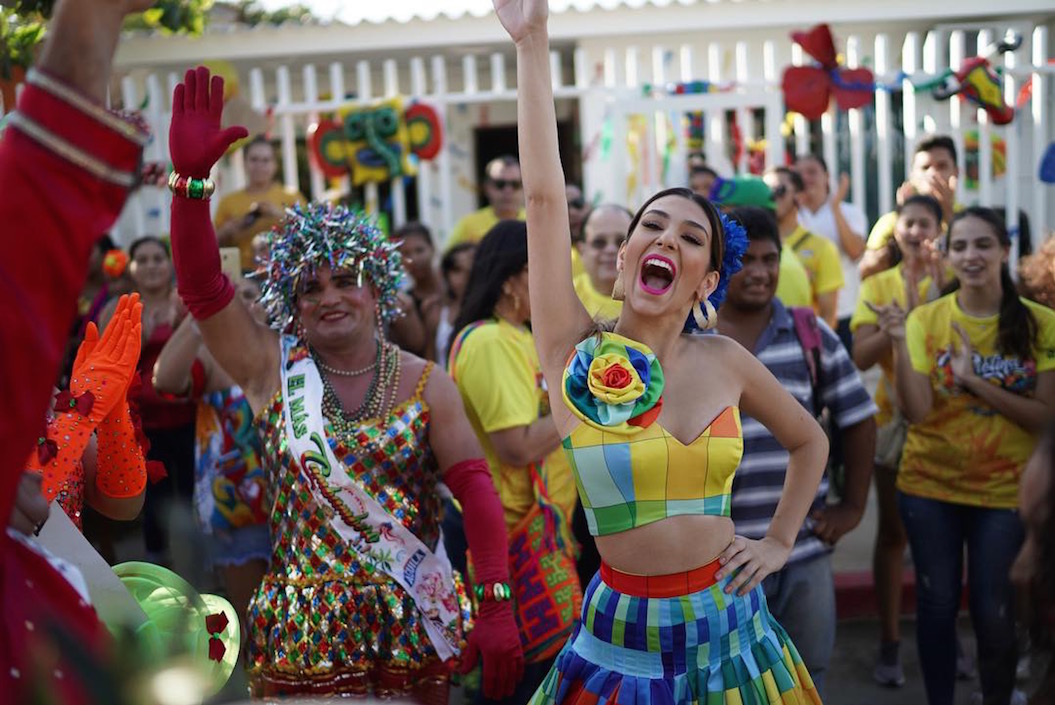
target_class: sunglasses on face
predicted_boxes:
[568,198,586,210]
[587,236,624,250]
[490,179,522,191]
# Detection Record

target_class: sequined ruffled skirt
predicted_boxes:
[246,568,472,700]
[529,571,822,705]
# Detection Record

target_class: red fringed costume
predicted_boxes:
[0,69,147,704]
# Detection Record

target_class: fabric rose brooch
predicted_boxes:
[563,333,664,434]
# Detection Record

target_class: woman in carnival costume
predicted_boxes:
[165,67,523,700]
[493,1,830,702]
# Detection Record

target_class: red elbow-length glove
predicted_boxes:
[168,67,247,320]
[444,458,525,700]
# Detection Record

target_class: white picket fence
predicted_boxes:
[108,18,1052,258]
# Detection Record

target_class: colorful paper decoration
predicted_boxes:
[929,33,1020,125]
[963,130,1007,189]
[307,98,443,185]
[782,24,875,120]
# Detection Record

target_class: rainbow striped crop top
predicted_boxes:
[561,332,744,536]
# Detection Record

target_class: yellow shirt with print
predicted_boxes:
[898,295,1055,508]
[214,183,305,270]
[786,225,844,311]
[446,206,527,250]
[850,264,943,425]
[449,317,577,529]
[776,247,811,308]
[573,272,622,322]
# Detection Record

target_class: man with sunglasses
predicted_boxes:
[764,167,844,328]
[446,154,526,250]
[572,204,631,322]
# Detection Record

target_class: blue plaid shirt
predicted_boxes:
[730,299,877,566]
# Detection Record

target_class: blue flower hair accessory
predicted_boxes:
[683,210,748,332]
[256,202,404,332]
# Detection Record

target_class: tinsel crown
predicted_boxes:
[256,202,404,331]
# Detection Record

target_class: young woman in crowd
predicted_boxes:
[850,194,946,687]
[492,0,829,702]
[436,243,476,365]
[153,278,270,624]
[100,236,196,562]
[882,207,1055,705]
[448,221,581,704]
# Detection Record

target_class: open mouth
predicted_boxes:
[961,264,985,275]
[640,254,676,295]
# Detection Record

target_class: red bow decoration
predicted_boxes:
[54,390,95,416]
[782,24,874,120]
[37,436,58,465]
[206,611,229,662]
[146,460,168,485]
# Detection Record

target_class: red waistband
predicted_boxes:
[600,558,722,598]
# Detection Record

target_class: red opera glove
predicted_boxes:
[169,66,248,179]
[443,458,524,699]
[168,67,246,320]
[460,599,523,700]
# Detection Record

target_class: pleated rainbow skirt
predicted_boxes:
[529,561,822,705]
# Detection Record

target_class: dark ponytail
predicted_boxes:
[948,207,1037,361]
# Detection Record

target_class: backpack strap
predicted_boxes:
[789,306,823,413]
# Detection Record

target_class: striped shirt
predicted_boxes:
[730,299,877,566]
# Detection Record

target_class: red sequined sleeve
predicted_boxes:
[0,68,146,524]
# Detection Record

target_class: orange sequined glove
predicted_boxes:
[27,295,143,502]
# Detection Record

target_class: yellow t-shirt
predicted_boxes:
[572,272,622,322]
[449,317,576,529]
[570,246,586,281]
[786,225,845,308]
[850,265,942,425]
[445,206,527,250]
[214,183,305,270]
[866,203,965,251]
[899,295,1055,508]
[776,247,811,308]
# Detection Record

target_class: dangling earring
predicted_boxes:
[611,276,625,301]
[513,292,522,316]
[693,298,718,330]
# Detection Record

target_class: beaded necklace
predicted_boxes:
[319,340,402,434]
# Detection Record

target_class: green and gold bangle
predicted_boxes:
[168,171,215,200]
[474,581,513,603]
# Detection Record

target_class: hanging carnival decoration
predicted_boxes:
[781,24,875,120]
[307,97,443,185]
[930,33,1021,125]
[963,130,1007,189]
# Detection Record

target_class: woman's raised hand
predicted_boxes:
[169,66,249,178]
[493,0,549,44]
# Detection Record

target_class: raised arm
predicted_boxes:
[168,67,280,412]
[494,0,591,371]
